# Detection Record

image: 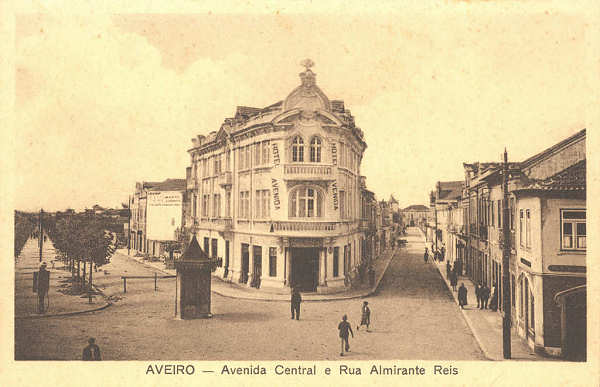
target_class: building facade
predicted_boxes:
[400,204,430,228]
[129,179,186,257]
[185,62,369,293]
[428,129,586,359]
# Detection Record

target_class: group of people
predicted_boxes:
[291,288,372,356]
[423,245,447,263]
[475,282,498,311]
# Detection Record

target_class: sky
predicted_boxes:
[12,3,593,211]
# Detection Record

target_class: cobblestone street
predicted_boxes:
[15,228,484,360]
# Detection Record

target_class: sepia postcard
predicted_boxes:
[2,0,599,386]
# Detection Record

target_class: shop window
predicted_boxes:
[333,247,339,277]
[561,209,586,250]
[269,247,277,277]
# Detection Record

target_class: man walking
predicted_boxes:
[290,287,301,320]
[423,248,428,263]
[82,337,101,360]
[37,262,50,314]
[338,315,354,356]
[480,284,490,310]
[458,283,468,309]
[475,282,482,309]
[357,301,371,332]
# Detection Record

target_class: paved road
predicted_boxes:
[14,227,485,360]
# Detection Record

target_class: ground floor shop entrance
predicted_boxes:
[290,248,319,292]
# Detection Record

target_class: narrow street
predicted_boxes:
[15,227,484,360]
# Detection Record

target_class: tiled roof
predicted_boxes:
[438,181,463,200]
[516,159,585,192]
[402,205,429,211]
[147,178,186,192]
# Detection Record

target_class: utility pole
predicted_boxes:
[39,208,44,262]
[502,148,512,359]
[127,195,131,256]
[434,184,438,253]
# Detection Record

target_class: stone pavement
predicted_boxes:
[416,231,553,361]
[116,245,398,302]
[15,237,111,319]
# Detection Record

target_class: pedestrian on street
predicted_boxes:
[368,266,376,288]
[441,246,446,261]
[480,284,490,310]
[291,287,302,320]
[338,315,354,356]
[446,260,451,279]
[449,269,458,292]
[489,283,498,312]
[458,283,468,309]
[475,282,482,309]
[357,301,371,332]
[82,337,101,360]
[424,248,428,263]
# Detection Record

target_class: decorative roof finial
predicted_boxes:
[300,58,315,71]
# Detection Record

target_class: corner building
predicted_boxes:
[185,63,367,293]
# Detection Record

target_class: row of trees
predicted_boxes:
[14,211,38,259]
[46,216,117,292]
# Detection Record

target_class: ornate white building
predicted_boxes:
[185,61,368,293]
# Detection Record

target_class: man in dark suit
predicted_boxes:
[480,284,490,310]
[82,337,101,360]
[291,287,301,320]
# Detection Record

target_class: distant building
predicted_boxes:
[400,204,430,228]
[129,179,186,257]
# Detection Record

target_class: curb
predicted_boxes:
[430,264,494,361]
[415,228,493,361]
[210,248,397,303]
[15,283,112,320]
[122,249,397,303]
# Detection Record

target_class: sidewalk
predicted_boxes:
[15,238,111,319]
[416,231,549,361]
[116,246,398,302]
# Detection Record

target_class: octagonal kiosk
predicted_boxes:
[175,235,220,319]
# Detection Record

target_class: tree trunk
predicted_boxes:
[77,259,81,281]
[89,261,93,290]
[82,261,87,288]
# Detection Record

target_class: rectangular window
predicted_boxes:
[340,190,346,219]
[491,201,495,228]
[269,247,277,277]
[254,142,261,166]
[255,190,261,218]
[246,145,251,169]
[511,274,516,307]
[211,238,218,258]
[561,210,586,250]
[519,209,524,247]
[226,150,231,171]
[333,247,339,277]
[262,141,269,165]
[526,209,531,248]
[510,198,515,230]
[204,237,210,256]
[225,191,231,217]
[239,191,250,219]
[498,200,502,228]
[263,190,270,218]
[202,195,210,218]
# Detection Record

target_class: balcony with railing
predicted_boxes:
[218,171,232,187]
[271,220,357,235]
[283,164,334,181]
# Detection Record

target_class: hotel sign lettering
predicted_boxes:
[272,143,281,166]
[331,180,338,210]
[331,143,337,165]
[271,178,281,210]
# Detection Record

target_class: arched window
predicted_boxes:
[289,186,323,218]
[310,137,322,162]
[292,136,304,162]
